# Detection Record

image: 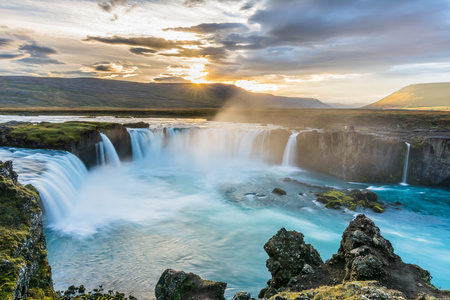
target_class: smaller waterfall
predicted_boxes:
[282,132,300,166]
[127,128,154,160]
[95,142,106,166]
[98,133,121,167]
[402,142,411,184]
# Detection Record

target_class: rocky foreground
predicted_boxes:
[156,215,449,300]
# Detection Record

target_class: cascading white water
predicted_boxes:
[95,142,105,166]
[0,148,88,224]
[127,127,272,165]
[282,132,300,166]
[402,142,411,184]
[99,133,121,167]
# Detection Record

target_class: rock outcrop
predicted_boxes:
[155,269,227,300]
[0,161,57,300]
[259,228,324,298]
[260,214,444,299]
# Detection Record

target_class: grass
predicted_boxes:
[6,121,118,147]
[269,281,409,300]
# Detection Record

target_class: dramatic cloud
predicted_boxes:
[0,38,12,47]
[97,0,129,12]
[80,61,140,78]
[16,42,63,65]
[0,53,29,60]
[129,47,158,56]
[165,23,248,34]
[84,35,200,50]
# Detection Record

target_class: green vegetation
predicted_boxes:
[6,122,117,147]
[0,162,57,300]
[0,76,327,109]
[316,189,384,213]
[367,82,450,110]
[269,281,423,300]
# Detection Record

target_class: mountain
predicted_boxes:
[0,76,330,109]
[366,82,450,110]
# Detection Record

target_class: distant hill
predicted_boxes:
[0,76,329,109]
[366,83,450,110]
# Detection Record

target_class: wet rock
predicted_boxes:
[155,269,226,300]
[123,121,149,128]
[233,291,253,300]
[272,188,287,195]
[259,228,323,298]
[0,160,18,184]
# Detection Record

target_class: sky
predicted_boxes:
[1,0,450,105]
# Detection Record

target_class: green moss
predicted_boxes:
[7,121,117,147]
[0,164,57,300]
[316,190,384,213]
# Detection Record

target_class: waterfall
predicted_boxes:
[0,148,89,224]
[282,132,300,166]
[127,127,271,164]
[98,133,121,167]
[402,142,411,184]
[127,128,154,160]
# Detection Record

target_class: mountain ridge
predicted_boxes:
[0,76,330,109]
[366,82,450,110]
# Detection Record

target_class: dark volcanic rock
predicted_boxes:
[233,291,253,300]
[272,188,287,195]
[155,269,227,300]
[259,228,323,298]
[325,214,441,298]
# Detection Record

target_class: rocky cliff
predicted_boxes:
[408,137,450,185]
[0,161,57,300]
[265,128,449,186]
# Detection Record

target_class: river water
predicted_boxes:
[0,116,449,299]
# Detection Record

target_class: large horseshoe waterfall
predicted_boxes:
[1,120,449,299]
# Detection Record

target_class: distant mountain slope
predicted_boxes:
[0,76,329,109]
[367,83,450,110]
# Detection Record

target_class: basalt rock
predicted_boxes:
[259,215,444,299]
[258,228,323,298]
[325,214,440,298]
[155,269,227,300]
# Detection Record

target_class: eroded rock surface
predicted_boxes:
[155,269,227,300]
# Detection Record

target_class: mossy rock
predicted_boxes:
[316,189,384,213]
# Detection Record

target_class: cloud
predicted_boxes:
[80,61,140,78]
[129,47,158,56]
[0,38,12,47]
[97,0,129,12]
[164,23,248,34]
[16,42,63,65]
[84,35,200,50]
[0,53,29,60]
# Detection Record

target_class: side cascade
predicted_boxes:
[97,133,121,167]
[401,142,411,185]
[282,132,300,166]
[0,149,90,224]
